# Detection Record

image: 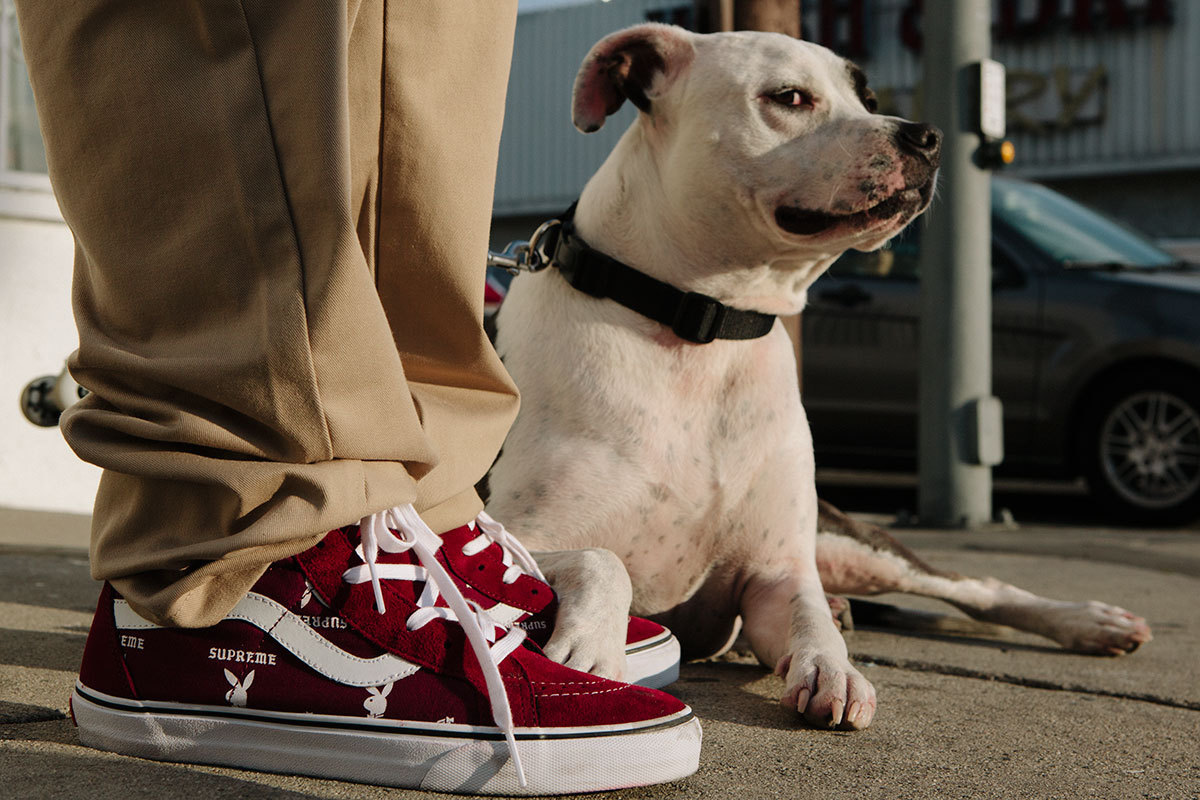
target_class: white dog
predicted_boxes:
[488,24,1149,730]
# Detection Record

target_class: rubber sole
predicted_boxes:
[626,630,682,689]
[72,684,701,796]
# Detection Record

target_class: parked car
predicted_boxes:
[803,177,1200,525]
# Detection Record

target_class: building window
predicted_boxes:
[2,0,50,189]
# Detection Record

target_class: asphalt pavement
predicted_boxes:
[2,505,1198,800]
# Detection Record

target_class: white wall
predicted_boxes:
[0,201,101,514]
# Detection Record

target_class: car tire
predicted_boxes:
[1079,369,1200,526]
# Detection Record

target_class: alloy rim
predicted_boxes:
[1100,391,1200,510]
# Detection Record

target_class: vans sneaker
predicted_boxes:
[70,504,701,795]
[436,512,681,689]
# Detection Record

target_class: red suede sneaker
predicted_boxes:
[437,512,681,689]
[70,505,701,795]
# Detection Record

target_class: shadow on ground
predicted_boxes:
[0,548,98,612]
[1,720,336,800]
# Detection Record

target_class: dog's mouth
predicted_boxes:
[775,180,934,237]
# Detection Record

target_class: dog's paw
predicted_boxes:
[1044,601,1152,655]
[536,548,633,681]
[542,630,627,681]
[775,650,876,730]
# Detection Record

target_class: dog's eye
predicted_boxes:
[860,88,879,113]
[766,89,815,110]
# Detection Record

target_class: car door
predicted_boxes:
[801,225,1042,469]
[802,228,923,465]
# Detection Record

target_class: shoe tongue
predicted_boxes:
[436,523,481,550]
[295,527,473,672]
[296,527,424,610]
[438,525,558,614]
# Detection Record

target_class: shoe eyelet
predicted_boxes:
[531,589,539,595]
[477,564,486,572]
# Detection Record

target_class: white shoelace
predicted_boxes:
[468,511,548,584]
[342,504,528,787]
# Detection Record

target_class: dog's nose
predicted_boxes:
[895,121,942,162]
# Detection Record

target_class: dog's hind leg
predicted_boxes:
[815,500,1152,655]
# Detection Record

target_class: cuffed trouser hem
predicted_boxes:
[19,0,519,628]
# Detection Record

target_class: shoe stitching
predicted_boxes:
[532,680,610,687]
[105,587,142,700]
[444,550,542,612]
[241,595,288,681]
[239,592,419,682]
[297,534,444,672]
[540,686,626,698]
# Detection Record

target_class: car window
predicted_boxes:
[829,221,1020,284]
[829,176,1171,280]
[991,178,1175,268]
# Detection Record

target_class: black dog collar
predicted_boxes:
[545,206,776,345]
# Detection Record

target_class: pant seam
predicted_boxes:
[373,0,388,288]
[234,0,336,462]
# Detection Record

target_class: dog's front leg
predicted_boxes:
[533,548,633,681]
[740,566,876,730]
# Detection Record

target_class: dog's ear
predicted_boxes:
[572,23,695,133]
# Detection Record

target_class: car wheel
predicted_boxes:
[1081,371,1200,525]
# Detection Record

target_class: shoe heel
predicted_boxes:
[78,584,139,701]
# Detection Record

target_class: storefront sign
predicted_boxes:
[872,64,1107,135]
[805,0,1172,57]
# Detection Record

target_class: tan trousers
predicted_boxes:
[17,0,520,627]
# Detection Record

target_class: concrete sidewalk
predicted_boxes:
[1,507,1197,799]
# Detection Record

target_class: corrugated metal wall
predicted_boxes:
[495,1,683,216]
[495,0,1200,216]
[843,0,1200,178]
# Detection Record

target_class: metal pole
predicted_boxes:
[734,0,799,37]
[917,0,996,527]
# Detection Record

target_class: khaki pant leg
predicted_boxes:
[375,2,521,535]
[15,0,514,627]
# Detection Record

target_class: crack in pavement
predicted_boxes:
[853,652,1200,711]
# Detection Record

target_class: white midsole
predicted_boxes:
[626,633,682,689]
[72,686,701,796]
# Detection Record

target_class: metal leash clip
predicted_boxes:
[486,218,561,275]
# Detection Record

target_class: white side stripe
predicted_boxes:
[113,594,421,688]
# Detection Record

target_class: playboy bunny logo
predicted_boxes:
[224,668,254,707]
[363,682,393,718]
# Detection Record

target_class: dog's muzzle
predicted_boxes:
[775,121,941,238]
[775,179,934,237]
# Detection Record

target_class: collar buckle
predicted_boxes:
[672,292,725,344]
